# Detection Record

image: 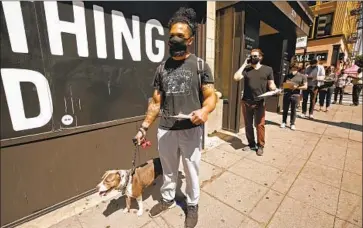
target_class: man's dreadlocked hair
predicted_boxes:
[168,7,197,36]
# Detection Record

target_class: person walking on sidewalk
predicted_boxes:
[280,64,307,130]
[318,65,336,112]
[333,69,347,105]
[297,66,306,109]
[301,59,325,119]
[133,7,216,228]
[233,49,278,156]
[350,68,363,106]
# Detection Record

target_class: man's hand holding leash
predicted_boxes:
[133,89,161,145]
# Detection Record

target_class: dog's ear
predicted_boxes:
[101,171,109,180]
[101,170,117,180]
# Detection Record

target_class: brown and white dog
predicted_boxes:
[96,158,162,216]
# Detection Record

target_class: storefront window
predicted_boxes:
[315,13,334,38]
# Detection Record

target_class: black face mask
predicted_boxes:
[250,57,260,65]
[169,36,188,57]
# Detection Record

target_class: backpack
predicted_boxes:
[158,57,205,105]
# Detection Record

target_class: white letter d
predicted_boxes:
[1,69,53,131]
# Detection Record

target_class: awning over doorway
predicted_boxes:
[344,64,359,74]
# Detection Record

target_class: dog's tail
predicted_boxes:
[153,157,163,177]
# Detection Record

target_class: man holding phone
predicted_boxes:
[234,49,278,156]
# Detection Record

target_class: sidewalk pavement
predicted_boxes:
[19,104,362,228]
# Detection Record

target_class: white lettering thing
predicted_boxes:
[93,5,107,58]
[44,1,88,57]
[1,1,28,53]
[112,10,141,61]
[1,69,53,131]
[145,19,165,63]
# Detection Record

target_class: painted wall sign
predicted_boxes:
[0,1,195,140]
[296,36,307,48]
[295,52,328,62]
[244,6,260,50]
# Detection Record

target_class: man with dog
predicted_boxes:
[134,7,216,228]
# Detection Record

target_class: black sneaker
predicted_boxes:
[149,199,176,218]
[185,205,199,228]
[256,146,264,156]
[242,144,256,151]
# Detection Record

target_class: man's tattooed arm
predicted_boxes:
[141,89,162,129]
[201,83,217,114]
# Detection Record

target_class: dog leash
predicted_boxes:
[121,138,151,195]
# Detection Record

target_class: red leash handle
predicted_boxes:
[140,139,152,149]
[132,138,152,149]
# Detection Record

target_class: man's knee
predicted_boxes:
[255,118,265,128]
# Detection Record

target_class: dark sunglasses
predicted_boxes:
[250,55,259,58]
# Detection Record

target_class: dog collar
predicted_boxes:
[119,170,132,195]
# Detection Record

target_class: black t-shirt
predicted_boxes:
[283,72,307,95]
[242,65,274,102]
[153,54,214,130]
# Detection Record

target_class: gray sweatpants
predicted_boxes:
[157,126,202,206]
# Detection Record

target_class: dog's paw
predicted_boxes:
[122,208,129,214]
[137,209,143,217]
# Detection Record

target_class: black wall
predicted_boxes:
[1,1,206,142]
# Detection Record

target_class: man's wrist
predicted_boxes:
[201,106,212,114]
[138,127,147,137]
[141,122,150,131]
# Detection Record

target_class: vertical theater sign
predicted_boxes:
[1,1,171,140]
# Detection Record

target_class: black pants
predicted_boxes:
[319,87,334,108]
[334,87,344,104]
[302,86,318,115]
[315,87,319,104]
[282,93,299,125]
[352,84,363,105]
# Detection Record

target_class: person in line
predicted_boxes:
[332,69,346,105]
[233,49,278,156]
[301,59,325,119]
[280,64,307,130]
[350,68,363,106]
[318,65,336,112]
[297,66,306,109]
[133,7,217,228]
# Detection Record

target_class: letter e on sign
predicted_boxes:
[1,69,53,131]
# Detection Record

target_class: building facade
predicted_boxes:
[0,1,216,227]
[212,1,313,132]
[295,1,361,68]
[353,1,363,57]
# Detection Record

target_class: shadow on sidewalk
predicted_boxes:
[102,172,186,217]
[265,117,362,132]
[266,120,281,127]
[209,132,248,150]
[308,118,362,132]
